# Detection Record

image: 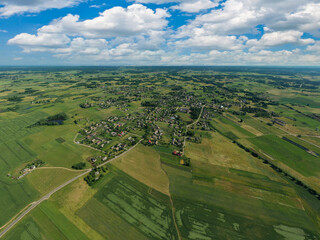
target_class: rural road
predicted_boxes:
[183,105,205,149]
[0,169,90,238]
[0,139,142,238]
[97,139,142,168]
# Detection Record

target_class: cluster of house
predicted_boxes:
[16,160,44,180]
[80,102,94,108]
[17,165,36,179]
[186,136,202,143]
[179,108,190,113]
[172,138,184,147]
[77,88,212,162]
[147,126,163,145]
[196,121,211,131]
[201,109,213,120]
[81,117,128,145]
[172,150,183,157]
[111,143,127,152]
[98,98,115,109]
[90,156,108,164]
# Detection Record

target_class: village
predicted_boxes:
[8,73,294,185]
[73,86,217,176]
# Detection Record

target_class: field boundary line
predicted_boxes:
[259,150,274,160]
[169,196,182,240]
[159,163,182,240]
[299,136,320,150]
[258,118,320,149]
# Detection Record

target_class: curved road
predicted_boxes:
[183,105,205,150]
[0,139,142,238]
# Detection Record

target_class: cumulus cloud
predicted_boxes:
[55,38,108,56]
[38,4,169,38]
[174,34,247,51]
[8,33,70,52]
[8,4,170,62]
[307,41,320,54]
[247,30,315,50]
[271,3,320,36]
[161,49,320,66]
[134,0,176,3]
[175,0,318,36]
[134,0,219,12]
[6,0,320,65]
[170,0,319,56]
[171,0,219,13]
[0,0,83,17]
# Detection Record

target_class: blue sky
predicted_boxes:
[0,0,320,66]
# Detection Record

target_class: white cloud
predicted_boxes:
[8,33,70,52]
[160,49,320,66]
[39,4,169,38]
[89,3,106,9]
[271,3,320,36]
[169,0,319,59]
[174,34,247,51]
[6,0,320,65]
[247,30,315,50]
[0,0,83,17]
[55,38,108,56]
[8,4,170,58]
[133,0,177,3]
[307,41,320,54]
[134,0,219,12]
[175,0,317,36]
[54,42,166,65]
[171,0,219,12]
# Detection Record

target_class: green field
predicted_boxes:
[247,135,320,177]
[0,178,39,227]
[1,67,320,239]
[280,97,320,108]
[3,201,89,240]
[77,198,149,240]
[0,112,46,225]
[26,168,84,195]
[163,162,320,240]
[77,167,178,240]
[112,144,170,195]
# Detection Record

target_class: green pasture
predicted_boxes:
[78,166,178,240]
[163,163,320,240]
[3,201,89,240]
[77,198,149,240]
[242,116,286,135]
[280,97,320,108]
[248,135,320,177]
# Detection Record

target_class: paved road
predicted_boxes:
[98,139,142,168]
[0,140,142,238]
[0,169,89,238]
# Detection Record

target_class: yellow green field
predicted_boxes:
[112,144,170,195]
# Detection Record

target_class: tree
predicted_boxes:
[72,162,86,169]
